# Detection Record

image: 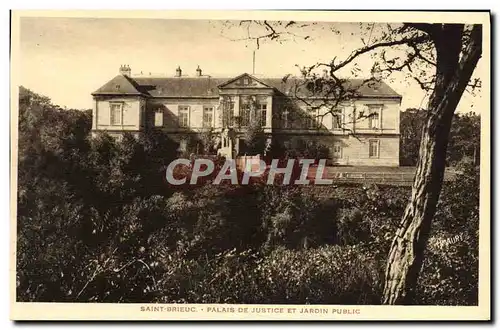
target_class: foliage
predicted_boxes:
[415,162,479,305]
[400,109,481,166]
[198,128,218,154]
[447,112,481,166]
[260,186,339,249]
[151,246,382,304]
[399,108,427,166]
[271,136,331,162]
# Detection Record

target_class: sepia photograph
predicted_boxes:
[10,10,490,320]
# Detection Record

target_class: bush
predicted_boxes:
[162,184,265,257]
[250,246,383,304]
[417,230,478,305]
[153,245,383,304]
[415,163,480,305]
[260,186,339,249]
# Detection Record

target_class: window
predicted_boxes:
[369,139,380,158]
[154,109,163,127]
[240,103,251,127]
[259,103,267,127]
[178,106,189,127]
[110,103,123,125]
[282,109,290,128]
[203,106,214,128]
[332,142,342,158]
[242,78,249,85]
[240,101,266,127]
[332,113,343,129]
[222,99,235,127]
[368,106,381,129]
[306,107,318,129]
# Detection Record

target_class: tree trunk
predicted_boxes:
[383,24,482,304]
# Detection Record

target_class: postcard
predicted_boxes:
[10,10,491,321]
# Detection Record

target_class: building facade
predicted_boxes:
[91,65,401,166]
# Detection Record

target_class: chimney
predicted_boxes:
[175,66,182,77]
[196,65,202,77]
[119,64,131,76]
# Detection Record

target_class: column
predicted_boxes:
[93,98,98,130]
[266,95,273,129]
[217,96,224,128]
[234,95,240,118]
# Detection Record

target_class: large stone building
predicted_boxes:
[91,65,402,166]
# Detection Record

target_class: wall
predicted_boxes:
[149,98,219,131]
[93,96,144,131]
[343,134,400,166]
[91,93,400,167]
[150,95,274,131]
[271,97,400,133]
[272,132,399,167]
[350,98,400,134]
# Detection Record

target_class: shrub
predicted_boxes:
[162,185,265,257]
[260,186,339,249]
[153,245,383,304]
[417,229,478,305]
[416,162,480,305]
[251,246,383,304]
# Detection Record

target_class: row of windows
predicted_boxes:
[301,105,381,130]
[108,103,381,130]
[330,139,380,158]
[175,104,269,128]
[175,138,380,159]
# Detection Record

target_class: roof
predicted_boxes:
[91,74,147,96]
[92,73,401,99]
[132,77,227,98]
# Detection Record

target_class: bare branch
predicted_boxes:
[409,43,437,66]
[405,23,440,40]
[330,34,430,72]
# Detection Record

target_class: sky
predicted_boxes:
[18,17,485,113]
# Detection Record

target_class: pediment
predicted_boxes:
[218,73,274,89]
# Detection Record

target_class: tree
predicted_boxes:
[240,96,267,155]
[400,109,481,167]
[400,108,427,166]
[447,112,481,166]
[198,127,218,154]
[383,24,482,304]
[223,20,484,304]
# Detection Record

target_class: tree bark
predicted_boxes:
[382,24,482,305]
